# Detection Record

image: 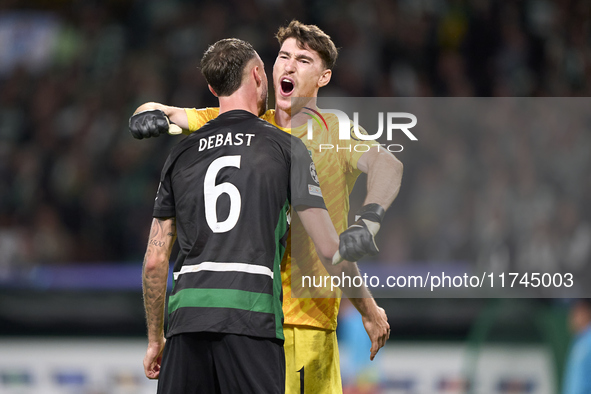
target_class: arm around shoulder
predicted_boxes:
[134,102,190,130]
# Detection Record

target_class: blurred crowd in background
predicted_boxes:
[0,0,590,274]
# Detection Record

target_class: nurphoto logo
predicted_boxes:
[303,107,418,153]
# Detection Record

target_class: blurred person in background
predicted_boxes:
[563,299,591,394]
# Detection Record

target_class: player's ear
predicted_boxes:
[318,69,332,88]
[253,66,262,87]
[208,85,218,97]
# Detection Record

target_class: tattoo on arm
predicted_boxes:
[148,239,165,247]
[167,219,176,237]
[148,217,176,247]
[142,217,177,343]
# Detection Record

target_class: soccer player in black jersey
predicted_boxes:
[141,38,375,394]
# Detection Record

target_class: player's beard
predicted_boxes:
[258,83,268,117]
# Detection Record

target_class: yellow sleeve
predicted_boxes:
[334,122,376,195]
[185,107,221,133]
[338,122,375,173]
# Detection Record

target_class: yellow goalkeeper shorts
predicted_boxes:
[284,325,343,394]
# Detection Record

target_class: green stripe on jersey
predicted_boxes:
[272,200,289,340]
[168,288,274,315]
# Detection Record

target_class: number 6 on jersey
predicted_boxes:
[204,155,241,233]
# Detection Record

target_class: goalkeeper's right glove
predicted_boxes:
[334,203,385,264]
[129,109,175,139]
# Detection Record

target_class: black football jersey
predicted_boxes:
[153,109,326,340]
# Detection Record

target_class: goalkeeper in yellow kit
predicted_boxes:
[130,21,403,394]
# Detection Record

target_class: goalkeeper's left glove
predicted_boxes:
[129,109,182,139]
[334,203,385,264]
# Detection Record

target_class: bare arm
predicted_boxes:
[142,217,176,379]
[134,102,190,131]
[295,207,339,266]
[357,147,403,209]
[296,207,390,360]
[296,208,369,291]
[335,148,403,263]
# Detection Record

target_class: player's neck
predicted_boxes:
[274,97,318,128]
[218,89,259,117]
[273,106,291,128]
[218,100,258,116]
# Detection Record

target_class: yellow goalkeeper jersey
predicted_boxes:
[185,107,369,331]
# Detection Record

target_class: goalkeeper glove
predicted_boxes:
[334,203,385,264]
[129,109,181,139]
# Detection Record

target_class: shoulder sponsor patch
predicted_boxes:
[309,162,319,184]
[308,184,323,197]
[350,124,369,141]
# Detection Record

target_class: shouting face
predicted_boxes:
[273,37,331,115]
